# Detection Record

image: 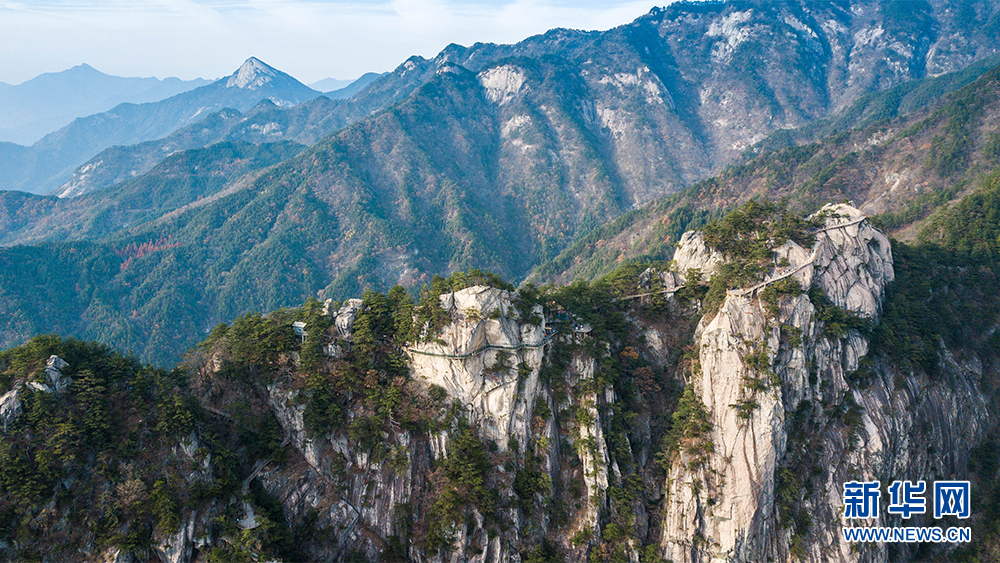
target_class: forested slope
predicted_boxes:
[531,60,1000,284]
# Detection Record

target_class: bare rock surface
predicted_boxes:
[662,205,984,563]
[409,285,548,447]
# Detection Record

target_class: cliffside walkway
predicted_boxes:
[724,215,867,298]
[612,217,869,302]
[614,286,684,302]
[814,215,867,234]
[726,253,817,297]
[404,334,553,359]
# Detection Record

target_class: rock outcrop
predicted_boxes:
[43,354,71,393]
[105,205,991,563]
[660,205,988,563]
[0,384,23,432]
[192,284,636,563]
[1,355,70,432]
[672,231,726,280]
[408,285,548,447]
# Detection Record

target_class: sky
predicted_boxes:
[0,0,660,85]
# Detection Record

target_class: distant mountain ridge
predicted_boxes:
[323,72,385,98]
[0,63,212,145]
[309,77,354,92]
[43,0,1000,203]
[2,0,1000,365]
[51,71,390,198]
[0,58,320,195]
[0,140,305,246]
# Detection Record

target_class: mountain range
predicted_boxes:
[309,77,355,92]
[0,0,999,366]
[309,73,385,96]
[532,51,1000,283]
[0,63,211,145]
[323,72,385,99]
[2,1,1000,562]
[0,57,321,195]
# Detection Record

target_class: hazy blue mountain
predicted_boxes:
[0,63,211,145]
[52,108,249,198]
[50,65,429,197]
[0,140,305,246]
[324,72,386,99]
[0,58,320,195]
[309,77,354,91]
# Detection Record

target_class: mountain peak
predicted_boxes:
[226,57,279,90]
[69,63,99,73]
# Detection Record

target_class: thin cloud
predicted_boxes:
[0,0,660,84]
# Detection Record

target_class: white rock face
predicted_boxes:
[570,355,610,532]
[638,266,684,294]
[56,160,104,198]
[1,384,23,431]
[598,67,670,106]
[809,203,894,317]
[227,57,279,90]
[408,285,547,447]
[501,114,531,138]
[2,356,72,425]
[155,514,196,563]
[695,298,785,563]
[672,231,724,281]
[247,288,545,563]
[706,10,753,62]
[45,355,71,393]
[100,547,137,563]
[317,297,366,357]
[662,205,900,563]
[267,383,320,469]
[332,298,364,338]
[479,65,526,106]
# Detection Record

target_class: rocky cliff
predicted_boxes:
[156,204,993,562]
[208,285,622,562]
[407,286,548,448]
[163,205,984,563]
[1,203,996,563]
[659,204,988,562]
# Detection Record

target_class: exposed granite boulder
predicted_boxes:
[1,355,71,431]
[660,205,984,563]
[809,203,894,317]
[153,514,196,563]
[45,355,71,393]
[408,285,548,448]
[672,231,725,281]
[0,384,23,432]
[326,298,364,338]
